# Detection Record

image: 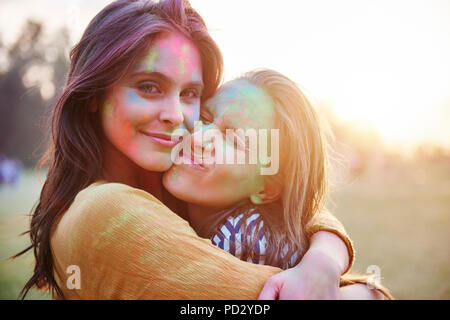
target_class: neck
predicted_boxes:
[137,170,164,201]
[187,203,220,236]
[100,139,164,201]
[188,199,252,236]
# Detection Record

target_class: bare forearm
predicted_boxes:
[306,231,350,275]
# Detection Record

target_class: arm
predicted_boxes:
[339,284,385,300]
[259,211,354,300]
[304,209,354,274]
[50,182,281,299]
[306,230,350,276]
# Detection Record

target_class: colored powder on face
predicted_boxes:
[184,107,194,118]
[127,91,144,108]
[184,107,200,130]
[127,91,140,105]
[177,58,186,75]
[191,68,201,83]
[238,82,259,98]
[175,43,192,76]
[169,167,179,181]
[104,100,113,117]
[151,39,184,76]
[182,44,190,55]
[226,82,275,130]
[146,49,158,71]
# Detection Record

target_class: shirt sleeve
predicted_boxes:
[50,182,281,299]
[304,209,355,274]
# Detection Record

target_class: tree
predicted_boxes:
[0,20,69,166]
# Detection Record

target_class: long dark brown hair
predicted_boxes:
[15,0,223,299]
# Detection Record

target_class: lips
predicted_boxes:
[185,156,207,170]
[178,148,211,171]
[140,131,180,147]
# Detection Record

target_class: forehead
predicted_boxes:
[133,31,203,84]
[205,79,275,129]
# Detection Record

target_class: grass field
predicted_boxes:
[1,165,449,300]
[0,170,51,299]
[328,161,450,299]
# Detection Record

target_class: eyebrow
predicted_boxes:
[129,71,204,90]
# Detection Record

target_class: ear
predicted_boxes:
[88,97,99,113]
[250,183,281,205]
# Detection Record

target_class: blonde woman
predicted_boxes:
[163,69,392,299]
[35,0,378,299]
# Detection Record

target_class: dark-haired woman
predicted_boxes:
[19,0,356,299]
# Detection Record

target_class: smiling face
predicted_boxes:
[100,31,203,173]
[163,79,277,209]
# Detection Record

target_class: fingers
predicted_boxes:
[258,277,280,300]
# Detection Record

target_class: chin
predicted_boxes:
[162,171,186,198]
[137,153,173,172]
[163,173,233,208]
[162,171,200,202]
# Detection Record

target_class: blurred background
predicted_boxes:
[0,0,449,299]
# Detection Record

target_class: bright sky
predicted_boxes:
[1,0,449,148]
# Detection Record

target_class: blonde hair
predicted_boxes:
[201,69,330,269]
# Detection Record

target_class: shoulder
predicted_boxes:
[62,181,166,225]
[51,181,188,256]
[75,181,164,210]
[49,181,196,298]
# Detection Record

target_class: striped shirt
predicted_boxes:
[211,213,299,269]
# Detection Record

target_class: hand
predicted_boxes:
[258,248,342,300]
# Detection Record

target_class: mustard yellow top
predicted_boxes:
[50,181,354,299]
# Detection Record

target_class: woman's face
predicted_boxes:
[101,31,203,172]
[163,79,276,209]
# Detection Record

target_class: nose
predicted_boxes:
[190,123,216,155]
[159,102,184,128]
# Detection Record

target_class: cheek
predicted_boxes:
[231,165,261,193]
[120,91,159,125]
[206,165,260,200]
[163,167,204,201]
[164,166,181,186]
[101,95,143,158]
[102,100,132,140]
[103,91,162,139]
[217,169,240,199]
[107,88,164,129]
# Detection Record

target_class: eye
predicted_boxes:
[224,129,246,150]
[181,88,200,100]
[200,108,214,124]
[136,81,161,95]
